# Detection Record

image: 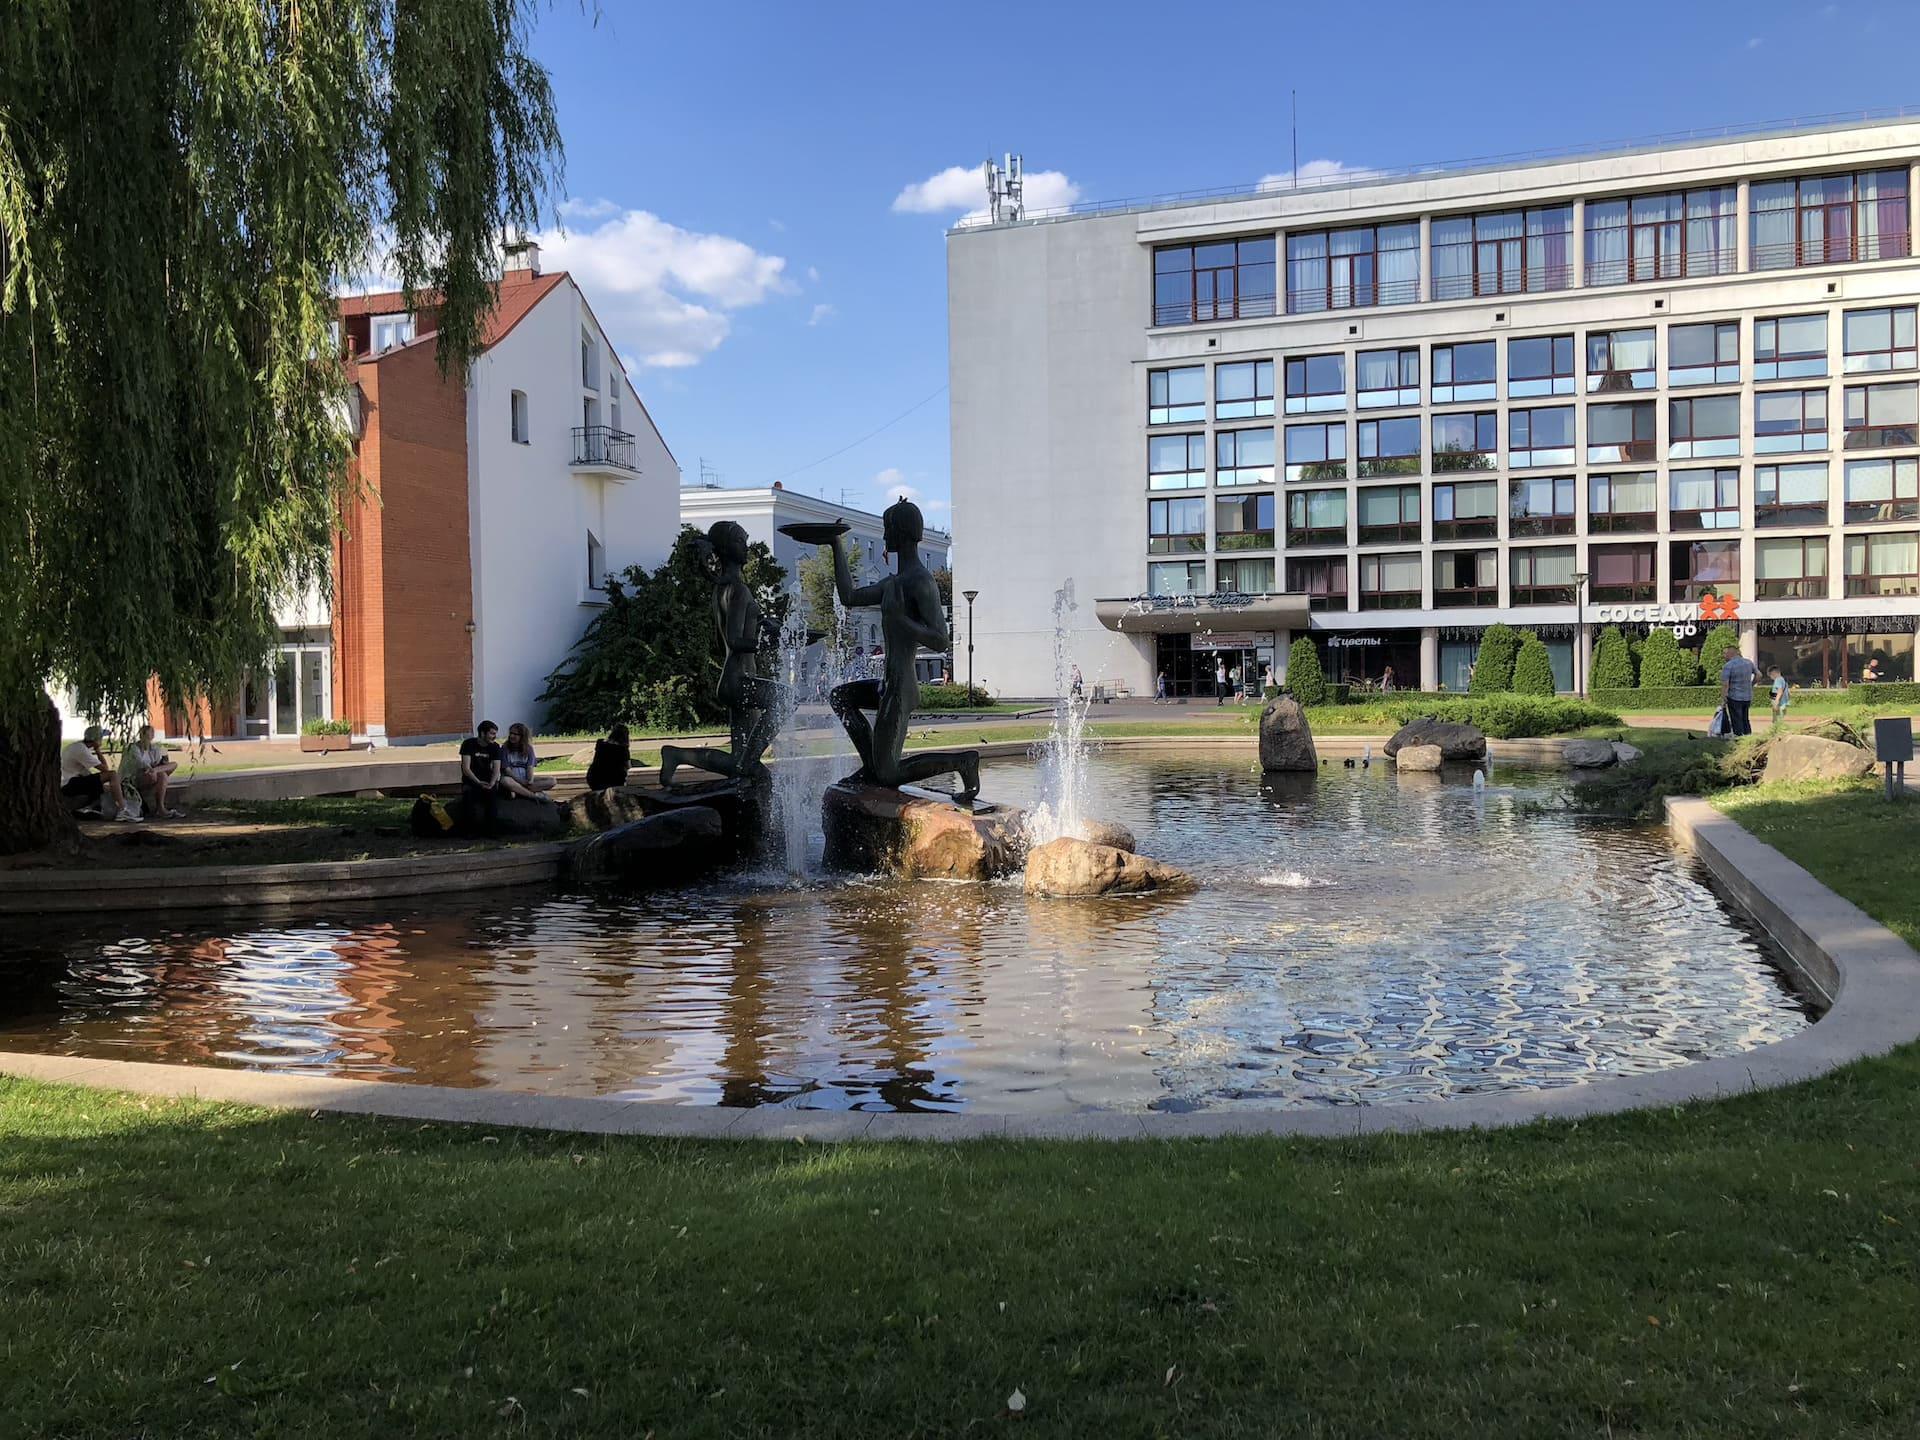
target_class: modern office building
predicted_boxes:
[949,117,1920,697]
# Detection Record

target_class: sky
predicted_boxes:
[526,0,1920,538]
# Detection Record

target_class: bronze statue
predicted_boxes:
[659,521,782,788]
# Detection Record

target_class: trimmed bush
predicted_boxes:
[1700,623,1741,680]
[1637,628,1693,688]
[1855,681,1920,706]
[917,683,993,710]
[1468,623,1519,694]
[1591,625,1636,691]
[302,717,353,736]
[1305,694,1619,739]
[1512,632,1557,695]
[1285,636,1328,707]
[1592,685,1720,712]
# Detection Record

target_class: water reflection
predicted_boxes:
[0,757,1809,1112]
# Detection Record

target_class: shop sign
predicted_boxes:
[1193,631,1265,651]
[1325,634,1385,648]
[1592,597,1741,639]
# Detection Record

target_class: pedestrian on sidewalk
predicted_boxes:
[1719,649,1759,737]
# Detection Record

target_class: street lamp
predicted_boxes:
[1571,570,1590,698]
[963,589,980,698]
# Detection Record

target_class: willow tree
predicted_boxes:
[0,0,562,852]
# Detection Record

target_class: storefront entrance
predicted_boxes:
[1757,626,1915,686]
[1314,631,1421,692]
[1155,632,1274,698]
[242,641,332,738]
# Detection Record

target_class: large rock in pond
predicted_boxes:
[1394,743,1443,772]
[1383,717,1488,763]
[454,793,569,837]
[1612,741,1643,765]
[1561,738,1619,769]
[568,806,726,883]
[822,780,1023,881]
[1259,697,1318,772]
[563,786,654,831]
[1764,734,1874,784]
[1023,837,1192,897]
[1068,817,1136,853]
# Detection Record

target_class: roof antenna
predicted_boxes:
[1291,90,1298,188]
[985,154,1025,223]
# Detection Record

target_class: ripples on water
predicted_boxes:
[0,756,1809,1113]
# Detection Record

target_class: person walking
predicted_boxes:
[1155,669,1168,704]
[1069,663,1083,700]
[1768,665,1791,725]
[1214,657,1227,706]
[1719,647,1760,737]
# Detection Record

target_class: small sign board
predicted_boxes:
[1876,717,1915,763]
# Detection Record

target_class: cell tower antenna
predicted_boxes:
[984,153,1025,223]
[1291,91,1298,188]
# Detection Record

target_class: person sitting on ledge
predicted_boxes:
[59,725,131,821]
[459,720,504,830]
[119,724,182,818]
[498,722,556,801]
[585,724,631,791]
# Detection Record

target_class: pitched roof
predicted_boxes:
[337,270,568,349]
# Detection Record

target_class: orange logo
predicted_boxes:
[1699,595,1740,622]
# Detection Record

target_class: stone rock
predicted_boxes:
[563,787,655,832]
[1763,734,1874,784]
[568,806,726,883]
[1561,738,1619,769]
[1258,696,1319,772]
[1395,743,1443,772]
[1023,837,1193,897]
[1611,741,1643,765]
[568,744,600,768]
[1068,817,1136,853]
[1383,718,1488,762]
[456,793,569,837]
[822,780,1023,881]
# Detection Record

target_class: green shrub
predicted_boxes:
[1511,632,1557,695]
[1591,626,1636,691]
[1285,636,1328,707]
[1568,736,1740,820]
[301,717,353,736]
[918,683,992,710]
[1307,694,1619,739]
[1700,623,1741,679]
[1853,681,1920,707]
[1468,623,1518,694]
[1637,628,1692,688]
[1592,685,1721,711]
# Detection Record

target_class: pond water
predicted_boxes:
[0,754,1809,1113]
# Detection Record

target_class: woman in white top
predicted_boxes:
[119,725,181,818]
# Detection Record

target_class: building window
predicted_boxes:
[1357,416,1420,476]
[1285,222,1419,313]
[1431,411,1497,471]
[1432,479,1499,540]
[1288,555,1348,610]
[1586,186,1737,285]
[1752,169,1910,270]
[1216,557,1276,594]
[1284,422,1346,482]
[1214,360,1274,419]
[1670,467,1741,531]
[1148,560,1208,597]
[1588,471,1658,533]
[1844,456,1919,523]
[1434,549,1499,606]
[1754,314,1828,380]
[509,389,529,444]
[1285,488,1347,547]
[1215,428,1274,487]
[581,330,601,389]
[1431,205,1573,299]
[1284,353,1346,414]
[1668,394,1741,460]
[1589,543,1658,603]
[1148,433,1207,490]
[1843,306,1918,374]
[586,530,606,592]
[1508,334,1576,398]
[1671,537,1741,602]
[1358,551,1423,609]
[370,313,415,351]
[1148,497,1206,554]
[1844,531,1920,595]
[1356,347,1420,409]
[1148,366,1206,424]
[1508,475,1575,537]
[1755,537,1830,599]
[1153,237,1278,326]
[1508,406,1575,467]
[1358,484,1420,544]
[1754,388,1829,454]
[1586,328,1656,392]
[1215,492,1275,550]
[1510,545,1577,604]
[1844,381,1920,449]
[1669,322,1739,387]
[1430,341,1496,403]
[1587,402,1655,464]
[1756,462,1830,527]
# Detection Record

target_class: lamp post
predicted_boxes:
[1571,571,1590,698]
[963,589,980,698]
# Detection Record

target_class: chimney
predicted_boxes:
[503,235,542,279]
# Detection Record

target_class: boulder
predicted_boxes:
[1068,817,1137,853]
[1763,734,1874,785]
[1561,738,1619,769]
[1611,741,1643,765]
[568,807,726,883]
[1023,837,1192,897]
[1394,743,1443,772]
[455,793,569,837]
[822,780,1024,881]
[563,787,656,831]
[1383,717,1488,762]
[1258,697,1319,772]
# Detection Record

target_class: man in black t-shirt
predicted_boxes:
[459,721,503,832]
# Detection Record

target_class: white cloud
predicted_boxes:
[1746,35,1763,48]
[536,205,793,368]
[805,265,821,284]
[808,302,835,326]
[768,218,787,232]
[891,163,1083,224]
[1257,158,1378,191]
[870,467,949,517]
[557,197,621,221]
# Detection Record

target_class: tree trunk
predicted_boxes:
[0,685,77,857]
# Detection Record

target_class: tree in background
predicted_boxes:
[1638,628,1694,688]
[1700,623,1742,680]
[0,0,562,853]
[538,527,788,733]
[1511,632,1558,695]
[1468,624,1520,693]
[1591,626,1637,691]
[932,566,955,679]
[797,543,865,664]
[1284,636,1327,706]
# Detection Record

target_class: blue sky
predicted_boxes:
[529,0,1920,532]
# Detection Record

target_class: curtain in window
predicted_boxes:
[1685,187,1734,276]
[1431,217,1471,298]
[1861,169,1910,258]
[1378,224,1418,303]
[1356,350,1400,395]
[1586,200,1628,281]
[1526,207,1571,290]
[1286,234,1327,311]
[1757,540,1816,581]
[1474,210,1523,294]
[1369,554,1422,591]
[1751,181,1795,269]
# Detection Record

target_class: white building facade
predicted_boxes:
[950,117,1920,697]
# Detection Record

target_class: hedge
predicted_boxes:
[1592,683,1920,711]
[1856,681,1920,706]
[1285,636,1328,707]
[1309,694,1621,738]
[917,683,994,709]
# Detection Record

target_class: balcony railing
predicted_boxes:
[1755,577,1830,599]
[1152,293,1278,327]
[1590,581,1657,603]
[1286,276,1420,315]
[1430,265,1573,301]
[1585,249,1737,287]
[1753,230,1910,271]
[1434,585,1499,607]
[571,425,638,472]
